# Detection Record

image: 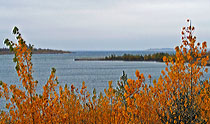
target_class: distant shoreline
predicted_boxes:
[74,58,163,62]
[75,58,210,66]
[75,53,171,62]
[74,53,210,67]
[0,48,71,55]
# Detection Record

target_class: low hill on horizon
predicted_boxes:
[0,47,71,55]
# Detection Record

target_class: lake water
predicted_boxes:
[0,51,170,93]
[1,50,209,110]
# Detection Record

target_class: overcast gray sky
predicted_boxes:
[0,0,210,50]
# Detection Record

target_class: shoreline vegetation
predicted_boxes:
[75,52,210,66]
[0,48,71,55]
[75,52,172,62]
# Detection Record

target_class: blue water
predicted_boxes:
[1,50,209,110]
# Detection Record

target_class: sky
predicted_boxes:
[0,0,210,51]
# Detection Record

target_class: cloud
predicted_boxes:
[0,0,210,50]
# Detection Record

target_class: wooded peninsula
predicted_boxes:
[75,52,172,62]
[75,52,210,66]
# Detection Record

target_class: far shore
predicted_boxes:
[74,58,163,62]
[75,57,210,66]
[0,48,71,55]
[75,53,171,62]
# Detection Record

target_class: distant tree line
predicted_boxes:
[0,47,71,54]
[105,53,173,62]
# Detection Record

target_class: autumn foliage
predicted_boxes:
[0,20,210,123]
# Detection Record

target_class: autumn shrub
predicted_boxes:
[154,19,210,123]
[0,20,210,124]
